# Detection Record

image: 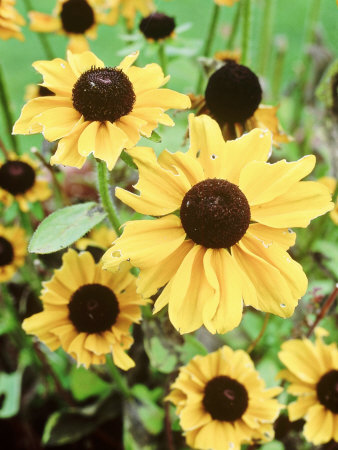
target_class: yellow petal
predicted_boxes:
[248,223,296,250]
[168,245,214,334]
[158,149,205,186]
[29,11,61,32]
[50,121,89,168]
[117,146,193,215]
[251,181,334,228]
[239,156,316,205]
[127,63,167,93]
[111,345,135,370]
[36,107,82,141]
[303,404,332,445]
[67,50,104,78]
[180,403,212,431]
[202,249,243,334]
[102,215,186,270]
[85,334,111,355]
[117,51,139,70]
[13,97,73,135]
[136,88,191,110]
[67,34,90,54]
[22,310,69,334]
[32,58,76,96]
[94,122,128,170]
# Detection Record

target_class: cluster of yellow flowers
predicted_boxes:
[1,1,337,449]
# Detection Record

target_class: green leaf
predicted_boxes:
[120,150,137,170]
[28,202,107,254]
[178,334,208,364]
[145,336,177,373]
[0,371,22,418]
[126,389,165,436]
[146,130,162,143]
[260,441,284,450]
[70,366,112,401]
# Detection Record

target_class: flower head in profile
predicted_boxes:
[0,0,25,41]
[204,60,291,146]
[139,12,175,42]
[166,346,283,450]
[0,225,27,282]
[29,0,111,53]
[13,50,190,170]
[22,249,147,370]
[278,328,338,445]
[0,153,51,212]
[102,114,333,335]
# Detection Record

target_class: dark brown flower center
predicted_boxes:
[205,61,262,125]
[316,370,338,413]
[0,237,14,267]
[0,160,36,195]
[139,12,176,41]
[72,67,136,122]
[60,0,95,34]
[180,179,250,248]
[38,85,54,97]
[203,376,249,421]
[68,283,119,333]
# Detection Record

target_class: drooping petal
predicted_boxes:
[94,122,128,170]
[157,149,205,186]
[251,181,333,228]
[102,215,187,270]
[67,34,90,54]
[179,403,212,431]
[239,156,316,205]
[303,404,332,445]
[117,51,139,70]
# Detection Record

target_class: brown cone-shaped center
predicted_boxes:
[316,370,338,413]
[0,160,36,195]
[61,0,95,34]
[68,284,119,333]
[203,376,249,421]
[0,237,14,267]
[180,179,250,248]
[139,12,176,41]
[72,67,136,123]
[205,61,262,125]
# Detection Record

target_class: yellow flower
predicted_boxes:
[214,49,241,64]
[214,0,239,5]
[167,346,283,450]
[0,0,25,41]
[204,60,292,146]
[29,0,111,53]
[278,328,338,445]
[105,0,155,30]
[102,114,333,335]
[76,225,116,261]
[0,153,52,212]
[318,176,338,224]
[22,249,147,370]
[13,50,190,170]
[0,225,26,282]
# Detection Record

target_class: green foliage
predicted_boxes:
[28,202,107,254]
[70,366,112,402]
[130,385,165,435]
[0,371,22,418]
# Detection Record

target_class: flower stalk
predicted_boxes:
[106,355,131,398]
[241,0,252,66]
[96,160,122,236]
[258,0,274,75]
[247,313,270,354]
[226,1,241,50]
[306,284,338,338]
[0,65,19,153]
[158,41,168,75]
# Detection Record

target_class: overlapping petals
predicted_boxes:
[103,114,333,334]
[0,0,25,41]
[13,50,190,170]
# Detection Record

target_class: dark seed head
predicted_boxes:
[72,67,136,122]
[60,0,95,34]
[139,12,176,41]
[0,160,36,195]
[203,376,249,421]
[180,178,250,249]
[68,283,120,333]
[0,237,14,267]
[205,60,262,125]
[316,370,338,413]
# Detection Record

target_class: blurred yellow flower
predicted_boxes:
[0,0,25,41]
[0,225,26,282]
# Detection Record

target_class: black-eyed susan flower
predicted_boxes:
[204,60,291,146]
[76,225,116,262]
[29,0,111,53]
[0,0,25,41]
[22,249,147,370]
[13,50,191,170]
[0,153,52,212]
[278,328,338,445]
[105,0,155,30]
[0,225,26,282]
[166,346,283,450]
[139,12,175,42]
[102,114,333,335]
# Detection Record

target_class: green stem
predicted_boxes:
[0,65,19,153]
[271,38,287,102]
[22,0,55,60]
[226,2,241,50]
[306,285,338,338]
[258,0,274,75]
[247,313,270,354]
[106,356,131,398]
[241,0,252,66]
[195,3,221,94]
[96,160,122,236]
[158,41,168,75]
